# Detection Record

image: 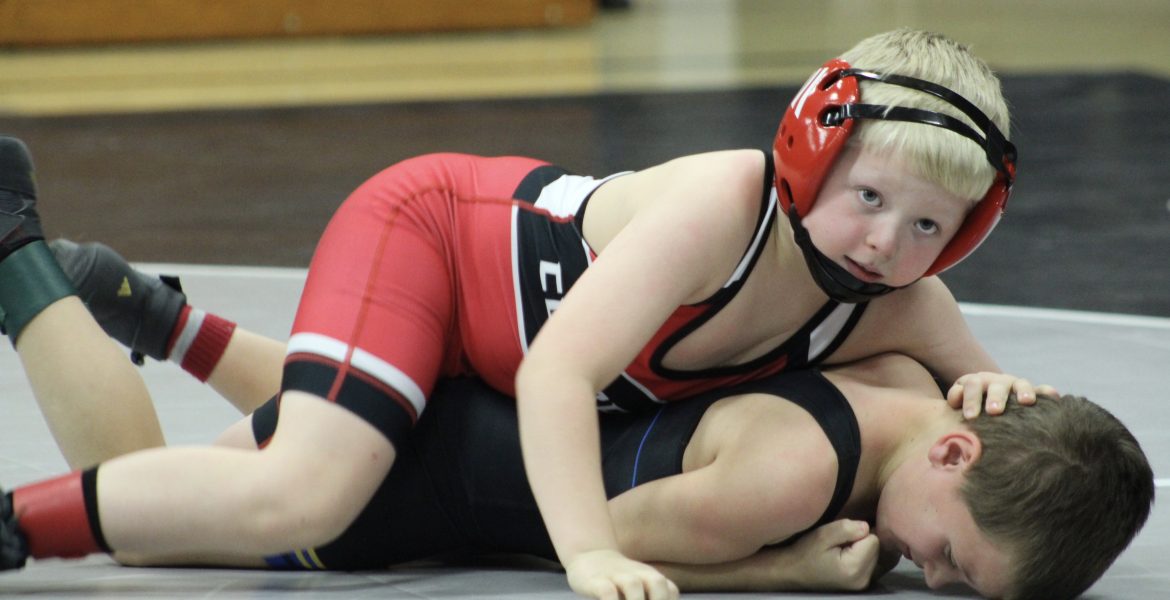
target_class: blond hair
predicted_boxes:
[840,29,1010,201]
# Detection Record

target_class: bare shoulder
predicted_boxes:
[594,149,766,210]
[650,148,766,183]
[705,393,841,542]
[583,149,769,278]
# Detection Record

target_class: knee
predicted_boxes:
[234,391,396,551]
[242,470,367,550]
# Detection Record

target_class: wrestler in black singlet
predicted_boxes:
[257,370,860,570]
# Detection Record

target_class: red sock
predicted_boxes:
[167,306,236,382]
[11,468,110,559]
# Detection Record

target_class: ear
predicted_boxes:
[927,430,983,472]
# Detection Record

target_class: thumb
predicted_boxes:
[815,519,871,547]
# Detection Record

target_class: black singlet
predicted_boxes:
[256,370,861,570]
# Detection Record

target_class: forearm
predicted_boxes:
[910,279,1000,382]
[653,520,887,594]
[517,369,618,563]
[652,549,807,593]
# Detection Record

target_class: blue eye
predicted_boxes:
[915,219,939,235]
[858,189,881,206]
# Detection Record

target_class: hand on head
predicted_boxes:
[946,372,1059,419]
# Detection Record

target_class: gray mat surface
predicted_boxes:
[0,265,1166,598]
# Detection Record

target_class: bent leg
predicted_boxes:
[15,297,165,468]
[51,238,284,416]
[204,328,285,415]
[14,391,395,561]
[0,138,164,468]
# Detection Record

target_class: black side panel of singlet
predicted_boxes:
[511,166,593,349]
[601,369,862,536]
[512,164,572,202]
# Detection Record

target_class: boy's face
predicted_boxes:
[800,146,973,287]
[874,432,1013,598]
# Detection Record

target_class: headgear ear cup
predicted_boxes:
[773,59,858,218]
[923,162,1012,276]
[773,58,1016,279]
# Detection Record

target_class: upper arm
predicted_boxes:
[609,403,835,564]
[846,277,999,383]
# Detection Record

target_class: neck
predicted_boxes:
[875,395,954,488]
[847,383,962,495]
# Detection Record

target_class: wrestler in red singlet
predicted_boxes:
[284,152,866,446]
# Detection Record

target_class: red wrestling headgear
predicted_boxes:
[774,59,1017,279]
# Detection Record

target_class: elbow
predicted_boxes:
[683,507,765,563]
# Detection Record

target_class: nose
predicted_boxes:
[864,220,899,260]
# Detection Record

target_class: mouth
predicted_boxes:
[844,257,883,283]
[900,544,921,569]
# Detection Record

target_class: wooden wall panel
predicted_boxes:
[0,0,594,46]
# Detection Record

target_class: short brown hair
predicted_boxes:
[961,394,1154,599]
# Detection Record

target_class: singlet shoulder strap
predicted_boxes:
[712,150,777,294]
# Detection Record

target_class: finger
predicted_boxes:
[946,380,964,408]
[816,519,871,547]
[615,574,646,600]
[984,381,1010,414]
[841,535,881,590]
[1035,384,1059,397]
[848,533,881,567]
[590,580,619,600]
[1011,378,1036,404]
[962,380,983,419]
[645,575,676,600]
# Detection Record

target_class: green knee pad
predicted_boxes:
[0,241,76,345]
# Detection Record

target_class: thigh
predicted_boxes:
[283,154,548,447]
[94,393,395,556]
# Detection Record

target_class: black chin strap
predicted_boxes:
[787,206,899,303]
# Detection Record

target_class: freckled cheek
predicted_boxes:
[892,244,942,282]
[821,217,871,256]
